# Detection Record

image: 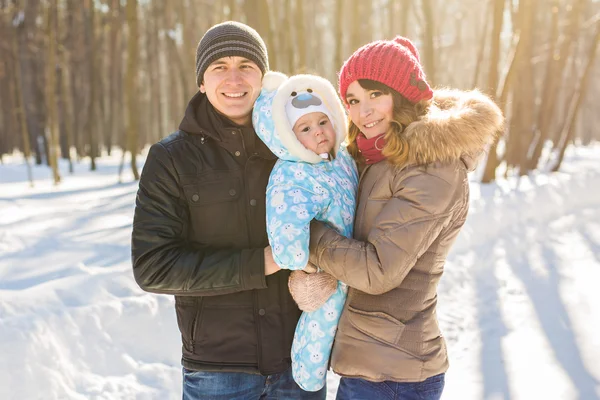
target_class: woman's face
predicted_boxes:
[345,81,394,139]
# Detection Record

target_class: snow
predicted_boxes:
[1,145,599,400]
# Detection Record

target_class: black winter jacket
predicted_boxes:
[131,92,301,375]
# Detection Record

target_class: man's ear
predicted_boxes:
[199,83,206,93]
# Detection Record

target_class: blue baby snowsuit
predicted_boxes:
[252,72,358,391]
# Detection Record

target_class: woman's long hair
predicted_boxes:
[347,79,431,166]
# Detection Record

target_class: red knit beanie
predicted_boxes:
[338,36,433,105]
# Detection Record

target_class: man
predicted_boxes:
[131,22,326,399]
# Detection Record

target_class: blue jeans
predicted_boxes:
[182,367,327,400]
[336,373,445,400]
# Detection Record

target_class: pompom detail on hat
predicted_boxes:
[393,36,421,62]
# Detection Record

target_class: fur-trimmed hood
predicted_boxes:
[252,72,348,163]
[402,89,504,168]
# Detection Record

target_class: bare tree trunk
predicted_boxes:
[60,59,75,174]
[387,0,396,37]
[551,19,600,172]
[143,7,157,143]
[481,7,526,181]
[108,0,122,152]
[388,0,411,37]
[10,8,34,186]
[84,0,97,170]
[243,0,259,27]
[157,2,178,131]
[59,0,75,174]
[178,0,195,102]
[260,0,275,70]
[242,0,274,68]
[149,0,164,142]
[228,0,238,21]
[139,27,150,147]
[17,0,46,165]
[164,2,188,114]
[421,0,436,85]
[0,35,13,158]
[504,0,537,175]
[282,0,295,74]
[95,13,107,157]
[167,35,192,106]
[550,29,580,148]
[45,0,61,184]
[296,0,306,72]
[527,0,585,172]
[526,0,560,161]
[68,0,84,159]
[488,0,505,96]
[0,12,12,157]
[471,1,490,89]
[481,0,507,183]
[350,0,362,51]
[580,76,596,145]
[334,0,344,79]
[497,32,521,108]
[125,0,140,180]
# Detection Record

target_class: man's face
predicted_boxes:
[200,56,262,126]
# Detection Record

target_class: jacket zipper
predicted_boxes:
[355,165,371,229]
[190,297,203,354]
[241,129,263,371]
[253,290,263,371]
[235,127,253,248]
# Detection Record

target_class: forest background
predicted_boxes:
[1,0,599,185]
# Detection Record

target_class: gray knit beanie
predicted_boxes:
[195,21,269,87]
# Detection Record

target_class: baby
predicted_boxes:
[287,95,336,160]
[252,72,358,392]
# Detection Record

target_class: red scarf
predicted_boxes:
[356,133,386,164]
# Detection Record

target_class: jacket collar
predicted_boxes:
[178,91,276,160]
[398,89,504,171]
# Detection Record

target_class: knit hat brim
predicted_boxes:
[196,21,269,87]
[338,36,433,105]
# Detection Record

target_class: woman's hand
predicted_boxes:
[288,270,337,312]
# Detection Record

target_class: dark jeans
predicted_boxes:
[182,367,327,400]
[336,373,445,400]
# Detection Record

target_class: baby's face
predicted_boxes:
[292,112,336,155]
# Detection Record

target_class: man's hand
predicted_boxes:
[264,246,281,275]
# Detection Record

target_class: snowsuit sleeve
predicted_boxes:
[266,162,328,270]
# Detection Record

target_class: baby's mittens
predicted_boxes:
[288,270,337,312]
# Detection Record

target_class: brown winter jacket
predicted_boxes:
[309,89,504,382]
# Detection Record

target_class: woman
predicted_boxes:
[290,36,504,399]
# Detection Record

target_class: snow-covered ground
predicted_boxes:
[1,145,599,400]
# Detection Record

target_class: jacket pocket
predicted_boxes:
[194,304,257,364]
[183,177,242,241]
[346,305,405,346]
[346,305,425,360]
[174,296,203,353]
